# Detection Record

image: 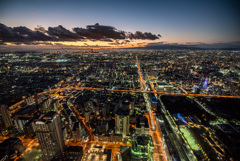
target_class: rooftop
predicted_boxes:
[44,111,57,119]
[13,105,36,116]
[116,107,130,116]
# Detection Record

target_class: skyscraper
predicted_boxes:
[85,110,90,123]
[115,108,130,138]
[0,105,13,129]
[40,99,51,113]
[33,111,65,161]
[72,122,82,142]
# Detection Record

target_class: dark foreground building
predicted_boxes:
[33,111,65,161]
[0,138,24,161]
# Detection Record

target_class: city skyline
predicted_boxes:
[1,0,240,50]
[1,1,240,160]
[1,50,239,161]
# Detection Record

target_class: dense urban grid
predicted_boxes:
[0,49,240,161]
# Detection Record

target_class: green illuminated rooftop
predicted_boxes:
[131,134,154,159]
[180,127,199,150]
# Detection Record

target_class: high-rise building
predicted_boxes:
[151,96,157,109]
[14,117,29,131]
[24,115,40,138]
[40,99,51,113]
[115,108,130,138]
[102,106,107,116]
[13,104,36,131]
[50,99,60,111]
[35,95,43,105]
[135,117,149,135]
[97,119,109,133]
[85,110,90,123]
[33,111,65,161]
[0,138,25,160]
[72,122,82,142]
[0,105,13,129]
[119,99,123,108]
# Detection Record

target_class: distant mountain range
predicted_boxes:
[130,41,240,50]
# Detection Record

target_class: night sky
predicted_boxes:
[0,0,240,50]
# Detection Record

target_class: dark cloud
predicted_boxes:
[127,31,160,40]
[0,23,161,45]
[73,23,126,40]
[0,23,20,42]
[10,42,54,46]
[108,41,121,46]
[47,25,82,41]
[12,26,53,42]
[0,23,54,43]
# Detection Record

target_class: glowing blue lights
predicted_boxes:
[177,113,188,124]
[203,77,208,89]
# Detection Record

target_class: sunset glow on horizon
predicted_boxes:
[1,0,240,50]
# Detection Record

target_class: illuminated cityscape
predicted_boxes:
[0,50,239,161]
[0,0,240,161]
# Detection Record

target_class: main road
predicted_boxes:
[9,84,240,113]
[136,56,167,161]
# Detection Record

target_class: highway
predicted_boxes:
[136,56,146,90]
[144,111,168,161]
[136,56,167,161]
[8,84,239,115]
[18,86,239,102]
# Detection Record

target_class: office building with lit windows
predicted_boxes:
[115,107,130,138]
[33,111,65,161]
[0,105,13,129]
